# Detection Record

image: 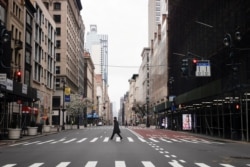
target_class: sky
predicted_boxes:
[80,0,148,111]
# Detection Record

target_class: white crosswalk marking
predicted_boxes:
[220,164,235,167]
[116,137,121,142]
[138,137,146,142]
[127,137,134,142]
[160,138,173,143]
[63,138,77,143]
[10,142,28,146]
[37,140,54,145]
[28,163,44,167]
[90,137,98,142]
[24,141,41,145]
[77,138,87,143]
[55,162,71,167]
[169,160,184,167]
[195,163,211,167]
[51,138,66,144]
[85,161,98,167]
[115,161,126,167]
[103,137,109,142]
[2,164,16,167]
[141,161,155,167]
[149,138,159,142]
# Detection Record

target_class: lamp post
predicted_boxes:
[61,79,66,130]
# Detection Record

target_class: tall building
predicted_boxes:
[42,0,84,127]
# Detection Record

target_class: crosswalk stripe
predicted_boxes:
[149,138,159,142]
[55,162,71,167]
[51,138,66,144]
[28,163,44,167]
[77,138,87,143]
[141,161,155,167]
[63,138,77,143]
[195,163,211,167]
[103,137,109,142]
[24,141,40,145]
[2,164,16,167]
[220,164,235,167]
[90,137,98,142]
[160,138,173,143]
[37,140,54,145]
[138,137,146,142]
[179,139,198,143]
[127,137,134,142]
[116,137,121,142]
[169,160,184,167]
[115,161,126,167]
[85,161,98,167]
[170,138,182,142]
[10,142,28,146]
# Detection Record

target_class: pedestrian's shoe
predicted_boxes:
[120,137,122,140]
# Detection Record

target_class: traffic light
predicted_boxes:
[189,58,198,76]
[235,103,240,110]
[181,59,189,77]
[16,71,21,82]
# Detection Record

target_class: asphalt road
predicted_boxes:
[0,126,250,167]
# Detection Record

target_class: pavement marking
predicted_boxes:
[51,138,66,144]
[127,137,134,142]
[160,138,173,143]
[24,141,41,145]
[37,140,54,145]
[169,138,182,142]
[195,163,211,167]
[77,138,87,143]
[85,161,98,167]
[115,161,126,167]
[63,138,77,143]
[220,164,235,167]
[116,137,121,142]
[168,160,184,167]
[90,137,98,142]
[137,137,146,142]
[55,162,71,167]
[28,163,44,167]
[103,137,109,142]
[141,161,155,167]
[2,164,16,167]
[149,138,159,142]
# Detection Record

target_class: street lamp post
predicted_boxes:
[61,79,66,130]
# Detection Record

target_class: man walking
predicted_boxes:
[110,117,122,140]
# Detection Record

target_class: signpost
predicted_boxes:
[195,60,211,77]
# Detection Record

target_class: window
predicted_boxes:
[56,53,61,61]
[26,31,31,45]
[56,66,60,74]
[56,27,61,36]
[54,2,61,10]
[43,2,49,9]
[53,15,61,23]
[56,40,61,48]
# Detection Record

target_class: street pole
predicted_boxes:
[62,80,65,130]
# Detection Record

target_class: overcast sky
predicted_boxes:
[80,0,148,111]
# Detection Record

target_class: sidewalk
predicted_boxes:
[0,127,59,147]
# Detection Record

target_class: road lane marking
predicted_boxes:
[138,137,146,142]
[149,138,159,142]
[51,138,66,144]
[77,138,87,143]
[85,161,97,167]
[9,142,28,146]
[141,161,155,167]
[63,138,77,143]
[168,160,184,167]
[220,164,235,167]
[24,141,40,145]
[128,137,134,142]
[103,137,109,142]
[160,138,173,143]
[90,137,98,142]
[115,161,126,167]
[56,162,71,167]
[2,164,16,167]
[116,137,121,142]
[195,163,210,167]
[37,140,54,145]
[28,163,44,167]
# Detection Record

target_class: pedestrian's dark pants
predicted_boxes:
[110,132,122,140]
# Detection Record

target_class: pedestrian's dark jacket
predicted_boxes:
[113,119,120,133]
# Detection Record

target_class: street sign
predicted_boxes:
[195,60,211,77]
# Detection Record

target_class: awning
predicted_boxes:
[22,106,39,114]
